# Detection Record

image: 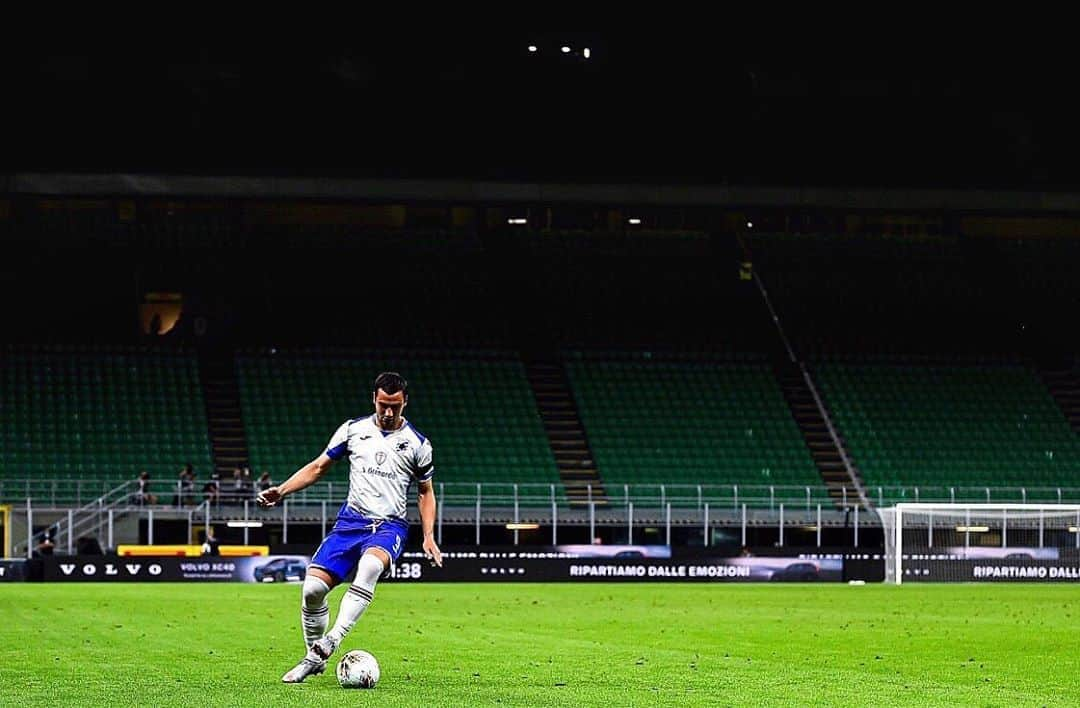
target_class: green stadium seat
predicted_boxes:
[816,363,1080,504]
[0,345,214,502]
[567,356,828,505]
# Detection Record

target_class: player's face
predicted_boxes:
[373,389,407,430]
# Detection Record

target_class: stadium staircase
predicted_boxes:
[197,346,250,476]
[745,242,869,509]
[12,479,137,557]
[1038,363,1080,434]
[523,359,607,506]
[775,362,866,508]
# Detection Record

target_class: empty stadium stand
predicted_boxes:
[744,231,999,357]
[565,353,830,507]
[490,228,771,353]
[8,200,1080,515]
[0,345,214,500]
[239,226,504,348]
[235,348,563,502]
[815,362,1080,502]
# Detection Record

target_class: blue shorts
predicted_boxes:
[309,504,409,584]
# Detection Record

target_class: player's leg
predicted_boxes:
[282,531,354,683]
[312,547,390,657]
[300,567,334,649]
[282,566,337,683]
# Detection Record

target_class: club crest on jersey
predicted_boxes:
[375,451,387,465]
[395,440,410,452]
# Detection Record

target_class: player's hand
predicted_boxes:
[256,486,283,508]
[422,535,443,568]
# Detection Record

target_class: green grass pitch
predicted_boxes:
[1,583,1078,706]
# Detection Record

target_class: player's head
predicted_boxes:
[373,371,408,430]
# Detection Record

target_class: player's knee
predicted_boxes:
[302,574,330,608]
[366,547,391,570]
[356,552,386,588]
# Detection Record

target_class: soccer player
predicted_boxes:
[256,371,443,683]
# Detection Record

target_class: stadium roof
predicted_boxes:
[4,20,1078,190]
[12,172,1080,214]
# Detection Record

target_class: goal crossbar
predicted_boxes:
[895,503,1080,511]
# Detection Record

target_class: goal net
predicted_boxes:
[878,504,1080,584]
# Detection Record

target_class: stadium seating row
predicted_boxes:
[236,350,562,497]
[567,359,824,493]
[0,346,214,485]
[4,344,1080,507]
[816,364,1080,502]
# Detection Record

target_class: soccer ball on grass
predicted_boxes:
[337,649,380,689]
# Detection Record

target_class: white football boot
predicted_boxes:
[280,636,339,683]
[281,656,326,683]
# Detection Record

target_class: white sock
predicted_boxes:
[300,575,330,649]
[325,554,384,645]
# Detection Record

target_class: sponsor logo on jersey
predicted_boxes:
[375,451,387,465]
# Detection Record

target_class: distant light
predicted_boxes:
[955,525,990,533]
[746,221,754,229]
[528,45,537,53]
[583,48,591,59]
[561,46,571,54]
[226,521,263,528]
[507,218,528,225]
[628,218,642,225]
[1070,526,1079,533]
[506,523,540,530]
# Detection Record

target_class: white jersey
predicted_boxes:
[324,415,434,520]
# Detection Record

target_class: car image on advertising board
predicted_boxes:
[251,557,308,583]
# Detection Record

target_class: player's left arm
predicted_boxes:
[417,478,443,567]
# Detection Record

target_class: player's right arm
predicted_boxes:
[256,454,335,507]
[259,420,350,507]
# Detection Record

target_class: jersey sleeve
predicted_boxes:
[413,439,434,482]
[324,421,350,461]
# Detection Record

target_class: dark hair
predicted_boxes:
[374,371,408,399]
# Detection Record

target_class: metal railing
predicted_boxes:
[6,478,1080,511]
[17,497,864,554]
[12,479,137,557]
[62,480,840,511]
[0,478,117,508]
[13,478,1080,556]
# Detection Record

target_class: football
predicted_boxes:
[336,649,380,689]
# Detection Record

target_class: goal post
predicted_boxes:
[878,503,1080,584]
[0,505,9,559]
